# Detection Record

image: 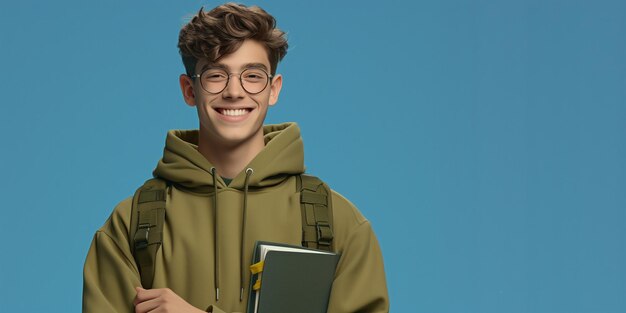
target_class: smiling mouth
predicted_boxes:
[215,108,253,116]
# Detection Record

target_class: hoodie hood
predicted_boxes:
[153,122,305,192]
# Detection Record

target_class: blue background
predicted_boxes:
[1,0,625,312]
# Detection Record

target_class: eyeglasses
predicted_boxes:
[191,68,273,95]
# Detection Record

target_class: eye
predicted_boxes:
[203,70,228,81]
[243,70,266,82]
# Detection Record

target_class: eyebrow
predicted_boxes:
[201,62,269,72]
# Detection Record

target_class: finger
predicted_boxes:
[133,287,142,306]
[134,297,161,313]
[134,287,163,303]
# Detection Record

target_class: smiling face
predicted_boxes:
[180,40,283,149]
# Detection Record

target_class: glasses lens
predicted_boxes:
[201,69,228,93]
[241,68,269,94]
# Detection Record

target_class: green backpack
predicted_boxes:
[128,174,334,289]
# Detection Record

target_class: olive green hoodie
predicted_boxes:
[83,122,389,312]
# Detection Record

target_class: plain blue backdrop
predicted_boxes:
[1,0,625,312]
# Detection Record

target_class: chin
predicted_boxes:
[215,128,258,144]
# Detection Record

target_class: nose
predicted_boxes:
[222,74,245,100]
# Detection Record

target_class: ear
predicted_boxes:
[268,74,283,106]
[179,74,196,107]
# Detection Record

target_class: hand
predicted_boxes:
[134,287,206,313]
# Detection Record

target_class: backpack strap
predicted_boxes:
[129,178,167,289]
[297,174,334,251]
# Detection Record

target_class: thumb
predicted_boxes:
[134,286,146,306]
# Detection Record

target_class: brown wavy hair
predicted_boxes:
[178,3,288,76]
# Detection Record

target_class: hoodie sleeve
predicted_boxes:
[83,197,142,313]
[83,230,141,313]
[327,221,390,313]
[207,305,227,313]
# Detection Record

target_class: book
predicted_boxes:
[247,241,340,313]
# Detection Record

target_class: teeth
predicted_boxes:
[221,109,248,116]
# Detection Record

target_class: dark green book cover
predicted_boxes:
[247,241,340,313]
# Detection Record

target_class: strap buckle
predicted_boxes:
[316,221,333,247]
[133,223,151,250]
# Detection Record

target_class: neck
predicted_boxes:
[196,127,265,179]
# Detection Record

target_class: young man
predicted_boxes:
[83,3,389,313]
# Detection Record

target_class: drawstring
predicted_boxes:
[240,167,253,301]
[210,166,254,302]
[210,167,220,302]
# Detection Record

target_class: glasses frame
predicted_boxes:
[191,67,274,95]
